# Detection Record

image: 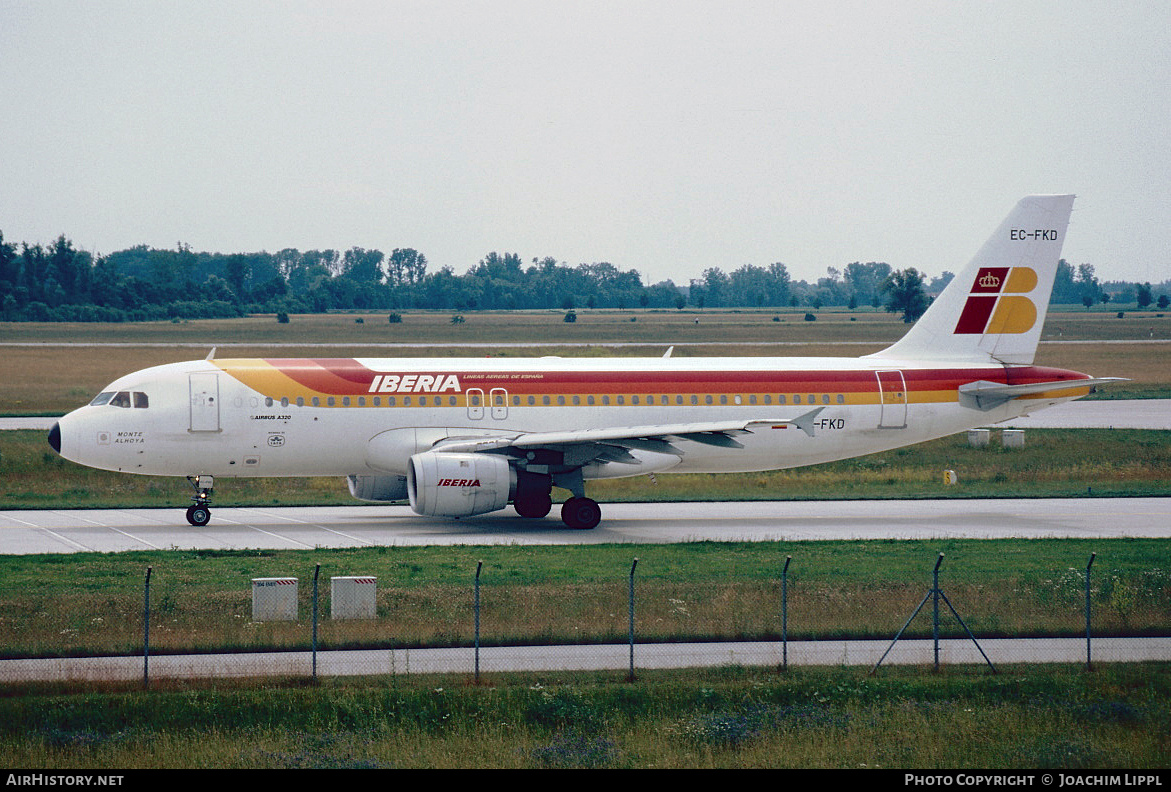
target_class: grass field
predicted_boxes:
[1,664,1167,768]
[4,428,1170,510]
[1,538,1166,659]
[2,309,1169,413]
[1,311,1168,769]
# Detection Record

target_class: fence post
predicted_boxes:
[475,560,483,683]
[933,553,942,671]
[628,558,639,682]
[143,566,152,689]
[1085,552,1096,671]
[312,563,320,680]
[781,555,791,671]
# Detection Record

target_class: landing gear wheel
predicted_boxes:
[515,493,553,519]
[186,505,211,526]
[561,496,601,530]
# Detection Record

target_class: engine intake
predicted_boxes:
[407,451,513,517]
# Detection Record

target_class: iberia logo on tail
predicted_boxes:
[954,267,1039,335]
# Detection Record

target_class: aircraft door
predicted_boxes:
[876,370,908,429]
[490,388,508,420]
[189,372,221,432]
[466,388,485,420]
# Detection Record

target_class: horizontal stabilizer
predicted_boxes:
[958,378,1127,411]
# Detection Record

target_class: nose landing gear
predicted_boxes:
[185,475,214,526]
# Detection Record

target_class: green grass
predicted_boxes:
[0,664,1167,768]
[1,539,1166,659]
[4,428,1170,509]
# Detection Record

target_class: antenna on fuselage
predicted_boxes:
[205,347,217,361]
[663,346,674,358]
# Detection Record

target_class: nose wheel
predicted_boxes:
[185,475,214,526]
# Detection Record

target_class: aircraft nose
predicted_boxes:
[48,422,61,454]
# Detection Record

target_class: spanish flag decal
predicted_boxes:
[954,267,1038,335]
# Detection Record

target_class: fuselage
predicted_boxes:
[51,354,1093,480]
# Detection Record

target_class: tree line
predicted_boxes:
[0,230,1166,323]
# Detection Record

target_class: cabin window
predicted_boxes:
[616,395,625,405]
[449,396,457,406]
[328,397,337,407]
[296,397,305,407]
[676,395,684,405]
[573,395,581,405]
[822,394,830,405]
[587,395,596,406]
[403,396,411,406]
[719,395,728,405]
[602,396,611,406]
[837,394,845,404]
[312,397,321,407]
[528,395,536,406]
[749,395,757,405]
[705,395,713,405]
[632,395,640,405]
[513,396,520,406]
[543,395,551,406]
[557,395,566,406]
[690,395,698,405]
[793,395,801,405]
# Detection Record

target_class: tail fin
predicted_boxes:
[871,195,1075,365]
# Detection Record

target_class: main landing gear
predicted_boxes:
[185,475,214,526]
[513,469,602,530]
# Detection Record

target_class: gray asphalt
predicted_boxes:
[3,637,1168,683]
[2,497,1169,555]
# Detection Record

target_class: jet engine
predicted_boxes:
[406,451,513,517]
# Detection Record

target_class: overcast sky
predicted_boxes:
[2,1,1168,286]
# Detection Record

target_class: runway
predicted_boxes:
[2,498,1169,555]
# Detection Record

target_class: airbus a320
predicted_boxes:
[48,195,1120,529]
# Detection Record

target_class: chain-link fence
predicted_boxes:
[1,550,1169,686]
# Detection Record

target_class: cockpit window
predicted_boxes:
[90,390,149,408]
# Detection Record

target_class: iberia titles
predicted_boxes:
[367,374,462,394]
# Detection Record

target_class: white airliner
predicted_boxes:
[49,195,1120,529]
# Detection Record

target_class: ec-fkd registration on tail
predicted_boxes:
[48,195,1122,530]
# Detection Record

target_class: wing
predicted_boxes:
[431,407,825,464]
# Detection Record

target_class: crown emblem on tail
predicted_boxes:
[978,272,1001,289]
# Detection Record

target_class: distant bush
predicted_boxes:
[804,313,816,322]
[388,313,402,324]
[450,315,465,324]
[277,312,289,323]
[563,311,576,323]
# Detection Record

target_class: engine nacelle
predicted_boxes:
[407,451,513,517]
[347,474,408,502]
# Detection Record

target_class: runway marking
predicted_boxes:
[210,513,316,549]
[236,508,374,546]
[51,510,164,551]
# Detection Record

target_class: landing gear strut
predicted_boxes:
[185,475,214,526]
